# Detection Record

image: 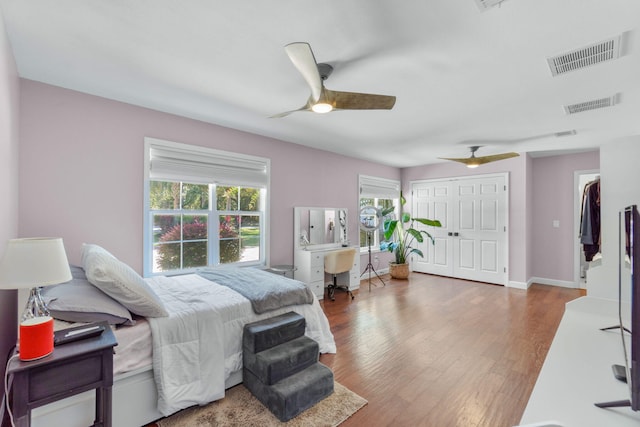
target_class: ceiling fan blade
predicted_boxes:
[439,152,519,165]
[268,103,311,118]
[475,152,520,163]
[439,157,475,164]
[329,89,396,110]
[285,42,323,102]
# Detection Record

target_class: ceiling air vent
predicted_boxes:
[474,0,508,12]
[548,35,623,76]
[564,95,618,115]
[554,130,577,137]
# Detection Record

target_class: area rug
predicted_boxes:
[157,382,367,427]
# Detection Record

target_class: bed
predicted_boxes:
[32,244,336,427]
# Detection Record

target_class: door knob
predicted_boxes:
[453,232,459,237]
[448,232,453,236]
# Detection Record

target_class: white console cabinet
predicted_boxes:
[294,247,360,300]
[519,296,640,427]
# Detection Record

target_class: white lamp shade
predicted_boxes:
[0,237,72,289]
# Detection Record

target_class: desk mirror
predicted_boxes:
[294,207,348,250]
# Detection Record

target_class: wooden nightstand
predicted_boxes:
[6,322,117,427]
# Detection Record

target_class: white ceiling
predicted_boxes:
[1,0,639,168]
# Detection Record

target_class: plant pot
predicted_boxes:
[389,262,410,279]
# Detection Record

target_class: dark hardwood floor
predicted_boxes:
[319,272,584,427]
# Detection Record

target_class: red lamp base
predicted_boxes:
[19,316,54,361]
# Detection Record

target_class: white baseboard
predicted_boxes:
[359,267,389,279]
[508,280,530,289]
[508,277,579,289]
[530,277,579,289]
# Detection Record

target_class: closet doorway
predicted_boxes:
[574,170,600,289]
[411,173,508,285]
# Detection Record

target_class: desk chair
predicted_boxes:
[324,248,357,301]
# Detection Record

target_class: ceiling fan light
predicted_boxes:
[311,102,333,113]
[466,162,480,168]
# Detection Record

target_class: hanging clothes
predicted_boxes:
[580,178,600,261]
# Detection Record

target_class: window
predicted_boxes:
[358,175,400,251]
[144,138,269,276]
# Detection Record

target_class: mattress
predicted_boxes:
[54,318,153,376]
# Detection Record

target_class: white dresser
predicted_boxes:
[294,247,360,300]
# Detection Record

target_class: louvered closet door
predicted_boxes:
[411,174,508,286]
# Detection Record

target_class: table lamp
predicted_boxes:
[0,238,72,361]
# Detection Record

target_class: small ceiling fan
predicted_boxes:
[271,42,396,118]
[439,130,577,168]
[440,146,519,168]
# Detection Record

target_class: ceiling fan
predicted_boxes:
[271,42,396,118]
[440,146,519,168]
[439,130,577,168]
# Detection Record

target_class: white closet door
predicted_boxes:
[412,181,454,277]
[411,174,508,285]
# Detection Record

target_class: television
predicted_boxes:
[596,204,640,410]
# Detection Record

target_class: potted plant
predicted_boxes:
[379,194,441,279]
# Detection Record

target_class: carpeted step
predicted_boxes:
[244,335,319,385]
[243,362,334,422]
[243,311,306,354]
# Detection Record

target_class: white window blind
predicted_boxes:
[147,138,269,188]
[359,175,400,199]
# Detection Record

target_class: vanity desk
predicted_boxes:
[293,207,360,300]
[294,246,360,300]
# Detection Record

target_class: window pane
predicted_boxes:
[217,186,238,210]
[183,215,208,240]
[377,198,395,244]
[360,229,370,248]
[219,215,240,263]
[150,181,180,209]
[154,242,181,273]
[183,241,207,268]
[239,187,260,211]
[240,215,260,262]
[378,198,394,210]
[153,214,180,242]
[360,197,374,208]
[181,183,209,210]
[219,215,239,237]
[220,239,240,264]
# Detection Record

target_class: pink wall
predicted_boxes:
[525,154,534,282]
[0,12,19,255]
[531,151,599,282]
[16,76,602,288]
[0,9,20,409]
[18,80,400,273]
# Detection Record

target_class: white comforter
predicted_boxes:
[146,273,336,416]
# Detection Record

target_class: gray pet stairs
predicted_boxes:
[242,311,334,422]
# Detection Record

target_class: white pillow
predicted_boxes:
[81,244,168,318]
